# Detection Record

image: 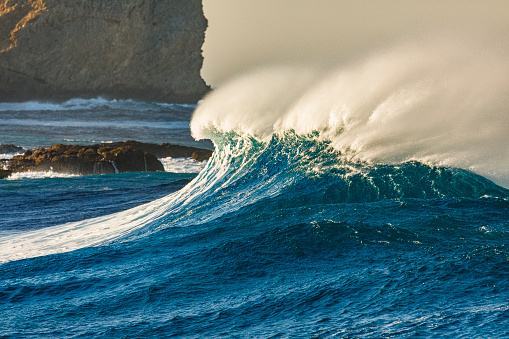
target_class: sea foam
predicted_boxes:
[160,157,208,173]
[0,97,193,112]
[191,38,509,187]
[5,171,79,180]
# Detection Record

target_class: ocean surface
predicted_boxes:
[2,51,509,338]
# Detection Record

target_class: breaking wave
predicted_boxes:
[2,38,509,266]
[192,39,509,187]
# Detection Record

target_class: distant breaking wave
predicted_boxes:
[0,97,194,112]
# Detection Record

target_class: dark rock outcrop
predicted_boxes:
[3,141,213,177]
[104,140,213,162]
[7,143,164,175]
[0,0,208,103]
[0,143,23,154]
[0,169,12,179]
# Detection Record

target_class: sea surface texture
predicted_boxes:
[2,48,509,337]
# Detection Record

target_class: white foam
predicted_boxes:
[0,97,195,112]
[0,153,20,160]
[5,171,79,180]
[191,37,509,187]
[63,139,114,144]
[0,193,177,263]
[1,154,14,160]
[160,157,208,173]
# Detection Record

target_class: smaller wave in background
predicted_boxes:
[1,119,190,130]
[0,97,212,150]
[0,97,193,112]
[5,171,79,180]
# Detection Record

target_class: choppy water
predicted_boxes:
[2,41,509,337]
[0,97,212,149]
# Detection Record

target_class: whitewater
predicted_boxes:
[1,39,509,337]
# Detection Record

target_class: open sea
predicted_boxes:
[2,48,509,337]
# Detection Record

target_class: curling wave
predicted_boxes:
[1,129,508,263]
[192,39,509,187]
[2,38,509,264]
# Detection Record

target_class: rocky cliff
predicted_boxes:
[0,0,208,103]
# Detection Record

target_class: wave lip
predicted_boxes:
[192,39,509,187]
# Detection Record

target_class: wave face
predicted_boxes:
[2,128,509,337]
[2,41,509,337]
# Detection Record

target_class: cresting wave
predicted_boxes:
[2,130,508,263]
[191,38,509,187]
[2,38,509,264]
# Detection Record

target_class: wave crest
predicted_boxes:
[192,39,509,186]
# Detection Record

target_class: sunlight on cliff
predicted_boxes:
[0,0,46,53]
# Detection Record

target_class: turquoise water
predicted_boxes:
[1,94,509,337]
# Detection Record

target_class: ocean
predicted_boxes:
[2,51,509,337]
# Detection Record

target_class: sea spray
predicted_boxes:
[2,32,509,339]
[192,38,509,187]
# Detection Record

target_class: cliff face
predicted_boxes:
[0,0,209,103]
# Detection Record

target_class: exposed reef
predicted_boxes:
[0,0,208,103]
[7,143,165,175]
[0,169,11,179]
[0,144,23,154]
[105,140,213,162]
[3,141,213,177]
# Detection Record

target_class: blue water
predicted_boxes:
[1,99,509,338]
[0,172,194,232]
[0,97,212,149]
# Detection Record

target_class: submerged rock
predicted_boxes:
[7,144,164,175]
[0,0,208,103]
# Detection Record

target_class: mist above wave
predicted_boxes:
[192,37,509,186]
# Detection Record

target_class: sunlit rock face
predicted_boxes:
[0,0,208,103]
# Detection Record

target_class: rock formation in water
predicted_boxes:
[0,0,208,103]
[104,140,213,162]
[0,144,23,154]
[4,141,213,176]
[7,143,165,175]
[0,169,11,179]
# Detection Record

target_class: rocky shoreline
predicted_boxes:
[0,141,213,179]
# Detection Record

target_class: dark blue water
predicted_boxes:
[0,98,212,149]
[0,172,195,232]
[2,129,509,338]
[1,100,509,337]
